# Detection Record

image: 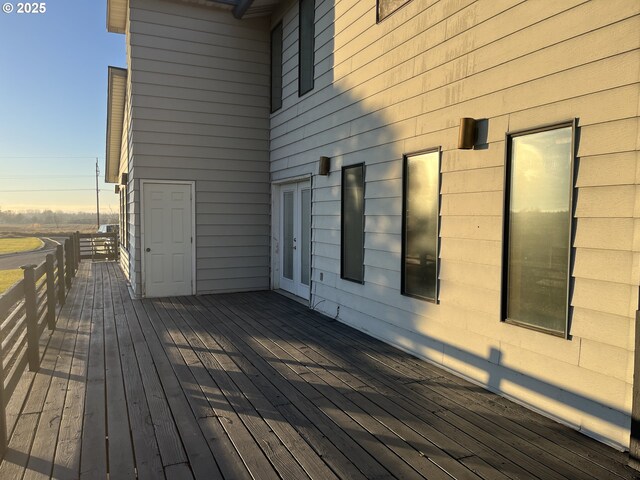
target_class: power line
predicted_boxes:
[0,175,95,179]
[0,189,97,192]
[0,156,102,159]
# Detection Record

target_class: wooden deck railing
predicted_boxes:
[0,234,80,457]
[78,232,118,261]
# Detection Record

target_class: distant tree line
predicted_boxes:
[0,209,118,226]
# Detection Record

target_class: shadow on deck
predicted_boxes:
[0,262,637,479]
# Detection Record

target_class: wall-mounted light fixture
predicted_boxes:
[458,117,477,150]
[114,185,120,194]
[319,156,331,176]
[120,172,128,185]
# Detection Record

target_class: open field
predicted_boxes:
[0,269,22,293]
[0,224,98,235]
[0,237,43,255]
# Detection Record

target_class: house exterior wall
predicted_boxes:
[124,0,272,295]
[270,0,640,448]
[118,8,134,284]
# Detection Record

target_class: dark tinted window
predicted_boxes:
[119,184,128,251]
[271,22,283,112]
[299,0,315,95]
[341,164,365,283]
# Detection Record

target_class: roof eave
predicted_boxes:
[107,0,127,34]
[105,67,127,184]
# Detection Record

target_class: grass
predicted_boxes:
[0,237,43,255]
[0,269,23,293]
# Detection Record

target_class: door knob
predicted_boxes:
[146,248,151,252]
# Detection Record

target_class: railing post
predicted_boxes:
[22,264,40,372]
[69,234,76,273]
[68,237,76,280]
[56,244,65,306]
[75,231,81,268]
[74,233,79,270]
[65,239,73,289]
[45,254,56,330]
[0,351,6,459]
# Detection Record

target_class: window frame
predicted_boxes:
[501,120,577,338]
[298,0,315,97]
[376,0,413,23]
[401,148,441,303]
[270,21,283,113]
[340,163,366,284]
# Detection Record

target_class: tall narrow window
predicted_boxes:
[402,150,439,301]
[271,22,283,112]
[341,164,365,283]
[119,182,128,251]
[299,0,315,96]
[377,0,412,21]
[503,124,574,336]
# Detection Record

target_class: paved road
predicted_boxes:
[0,237,64,270]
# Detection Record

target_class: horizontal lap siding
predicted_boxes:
[271,0,640,448]
[120,17,137,291]
[129,0,271,295]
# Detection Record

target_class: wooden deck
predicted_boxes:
[0,261,637,479]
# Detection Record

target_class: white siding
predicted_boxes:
[271,0,640,448]
[126,0,271,295]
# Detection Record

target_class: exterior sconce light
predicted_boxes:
[114,185,120,194]
[319,156,331,176]
[458,118,477,149]
[120,172,128,185]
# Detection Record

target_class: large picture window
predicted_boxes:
[341,164,365,283]
[270,22,283,112]
[402,150,439,301]
[299,0,315,96]
[377,0,412,21]
[503,124,574,336]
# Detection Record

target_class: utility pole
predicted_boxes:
[95,158,100,227]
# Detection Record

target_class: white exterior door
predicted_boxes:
[143,182,194,297]
[279,181,311,299]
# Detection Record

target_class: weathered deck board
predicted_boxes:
[197,294,460,480]
[102,262,136,480]
[108,263,164,480]
[0,262,637,479]
[79,263,107,480]
[249,291,631,480]
[218,293,500,480]
[114,265,188,473]
[135,298,222,479]
[52,265,94,480]
[257,291,638,479]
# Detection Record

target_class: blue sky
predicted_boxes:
[0,0,125,213]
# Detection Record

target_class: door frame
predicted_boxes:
[140,180,196,298]
[271,175,312,301]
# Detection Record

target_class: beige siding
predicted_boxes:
[118,7,134,287]
[125,0,271,295]
[271,0,640,448]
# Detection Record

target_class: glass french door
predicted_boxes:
[279,181,311,299]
